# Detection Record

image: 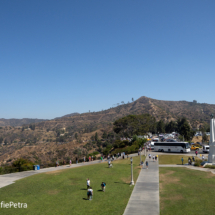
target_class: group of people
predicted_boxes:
[148,154,158,161]
[86,178,106,200]
[181,156,196,165]
[145,154,158,169]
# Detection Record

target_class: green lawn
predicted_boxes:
[0,156,145,215]
[160,167,215,215]
[159,155,198,165]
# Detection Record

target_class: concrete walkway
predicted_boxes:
[123,157,159,215]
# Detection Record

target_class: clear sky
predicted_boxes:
[1,0,215,119]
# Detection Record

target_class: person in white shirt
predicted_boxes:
[87,187,93,200]
[87,178,90,189]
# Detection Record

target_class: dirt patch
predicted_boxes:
[205,172,215,178]
[160,170,183,210]
[113,159,130,164]
[160,170,180,192]
[47,190,59,195]
[160,194,184,210]
[45,170,63,175]
[163,194,183,201]
[121,176,131,184]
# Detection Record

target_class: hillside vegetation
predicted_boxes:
[0,96,213,165]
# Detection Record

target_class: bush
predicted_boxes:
[194,160,202,167]
[111,144,139,155]
[204,165,215,169]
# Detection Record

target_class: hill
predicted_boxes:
[0,96,214,165]
[0,118,47,127]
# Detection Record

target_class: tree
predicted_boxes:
[177,118,194,141]
[29,124,35,130]
[0,137,3,143]
[95,132,98,142]
[157,120,165,133]
[75,133,78,140]
[102,131,107,139]
[132,98,134,102]
[165,121,177,133]
[202,133,208,143]
[113,114,156,137]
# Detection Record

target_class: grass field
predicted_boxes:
[160,167,215,215]
[159,155,198,165]
[0,156,145,215]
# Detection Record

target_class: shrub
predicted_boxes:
[204,165,215,169]
[194,160,202,167]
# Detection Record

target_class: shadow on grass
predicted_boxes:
[114,181,129,185]
[97,189,103,192]
[80,188,87,190]
[82,198,88,200]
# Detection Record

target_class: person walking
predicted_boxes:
[202,155,205,161]
[192,156,195,162]
[87,178,90,189]
[87,187,93,200]
[101,156,103,162]
[146,161,148,169]
[181,157,184,165]
[69,160,72,166]
[83,156,85,162]
[188,157,191,165]
[195,150,198,156]
[76,157,78,164]
[101,182,106,192]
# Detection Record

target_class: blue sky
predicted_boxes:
[1,0,215,119]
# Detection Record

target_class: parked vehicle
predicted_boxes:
[191,145,199,150]
[166,139,177,142]
[154,142,190,153]
[152,138,159,142]
[203,145,210,153]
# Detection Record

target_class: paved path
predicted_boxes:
[123,157,159,215]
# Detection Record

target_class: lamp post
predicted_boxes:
[144,145,146,156]
[139,148,142,165]
[130,157,134,185]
